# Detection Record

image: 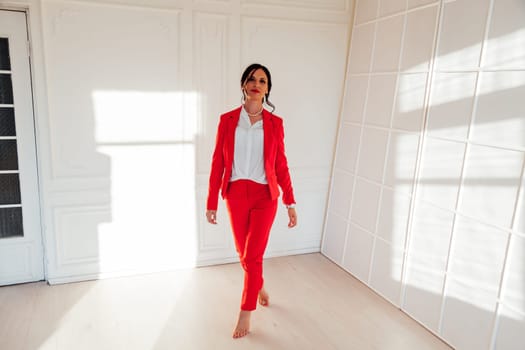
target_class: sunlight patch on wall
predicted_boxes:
[92,91,199,271]
[426,73,476,140]
[501,233,525,317]
[93,91,195,143]
[398,28,525,325]
[384,131,419,196]
[429,72,477,107]
[435,42,483,69]
[484,28,525,68]
[395,73,427,115]
[471,71,525,149]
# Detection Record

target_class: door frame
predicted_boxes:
[0,5,48,285]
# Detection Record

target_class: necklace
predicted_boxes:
[245,105,263,118]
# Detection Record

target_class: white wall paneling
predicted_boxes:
[400,4,439,73]
[483,0,525,70]
[426,72,477,141]
[471,71,525,150]
[242,0,348,12]
[240,16,348,169]
[378,0,405,18]
[372,14,404,72]
[434,0,490,70]
[365,74,397,127]
[193,11,236,263]
[354,0,377,25]
[323,0,525,349]
[5,0,353,282]
[341,75,368,123]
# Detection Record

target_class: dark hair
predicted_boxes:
[241,63,275,112]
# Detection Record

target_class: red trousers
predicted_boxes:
[225,180,278,311]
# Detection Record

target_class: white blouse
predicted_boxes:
[230,107,267,184]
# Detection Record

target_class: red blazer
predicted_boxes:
[207,106,296,210]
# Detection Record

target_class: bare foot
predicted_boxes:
[258,287,270,306]
[233,310,251,338]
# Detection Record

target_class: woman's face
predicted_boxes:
[243,69,268,102]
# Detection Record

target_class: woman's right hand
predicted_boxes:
[206,210,217,224]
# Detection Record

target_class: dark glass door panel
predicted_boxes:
[0,174,21,205]
[0,38,10,70]
[0,207,23,238]
[0,37,24,239]
[0,108,16,136]
[0,74,14,104]
[0,140,19,170]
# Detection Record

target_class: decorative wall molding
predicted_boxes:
[49,0,186,11]
[242,0,348,12]
[32,0,353,284]
[53,205,111,267]
[42,1,182,181]
[193,11,230,174]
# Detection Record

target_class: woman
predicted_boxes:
[206,63,297,338]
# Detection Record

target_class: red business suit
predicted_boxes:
[207,106,295,310]
[207,106,295,210]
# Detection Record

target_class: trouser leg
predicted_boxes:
[241,201,277,310]
[225,180,277,311]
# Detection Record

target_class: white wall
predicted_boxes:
[323,0,525,349]
[5,0,352,282]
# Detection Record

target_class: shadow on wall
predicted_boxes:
[391,78,524,350]
[331,2,525,349]
[369,16,525,349]
[90,89,199,272]
[43,2,200,280]
[19,5,201,349]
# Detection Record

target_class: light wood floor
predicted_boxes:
[0,253,451,350]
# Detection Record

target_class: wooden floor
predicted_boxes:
[0,253,451,350]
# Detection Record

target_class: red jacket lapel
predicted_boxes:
[262,109,274,169]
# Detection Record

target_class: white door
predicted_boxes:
[0,10,44,285]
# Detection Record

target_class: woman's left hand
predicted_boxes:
[287,208,297,228]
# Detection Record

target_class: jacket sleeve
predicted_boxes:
[274,118,296,205]
[206,116,226,210]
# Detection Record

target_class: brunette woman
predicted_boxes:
[206,63,297,338]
